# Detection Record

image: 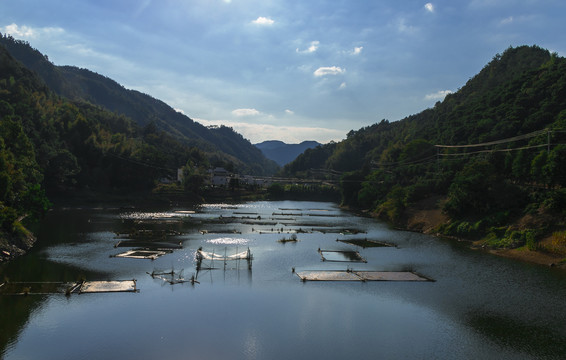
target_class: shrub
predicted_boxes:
[483,228,538,249]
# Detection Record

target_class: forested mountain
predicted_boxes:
[282,45,566,252]
[255,140,321,166]
[1,37,241,258]
[0,34,278,176]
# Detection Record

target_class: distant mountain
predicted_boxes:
[0,34,278,175]
[255,140,321,166]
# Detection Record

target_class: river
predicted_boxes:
[1,200,565,359]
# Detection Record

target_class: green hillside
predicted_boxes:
[0,40,223,258]
[0,34,278,176]
[282,45,566,255]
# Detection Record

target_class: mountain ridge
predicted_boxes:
[0,34,278,176]
[281,45,566,257]
[254,140,321,166]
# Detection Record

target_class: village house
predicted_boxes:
[209,167,230,187]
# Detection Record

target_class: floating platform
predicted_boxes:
[317,229,367,235]
[114,240,182,249]
[196,248,252,261]
[199,229,242,235]
[113,249,169,260]
[174,210,196,214]
[147,270,199,285]
[319,250,367,263]
[337,238,396,248]
[0,281,71,295]
[0,280,138,295]
[79,280,138,293]
[295,270,433,282]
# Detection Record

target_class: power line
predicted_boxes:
[438,143,548,157]
[434,129,547,149]
[372,153,437,168]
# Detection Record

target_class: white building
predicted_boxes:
[209,167,230,186]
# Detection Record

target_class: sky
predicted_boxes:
[1,0,566,144]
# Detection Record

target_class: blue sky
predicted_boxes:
[2,0,565,143]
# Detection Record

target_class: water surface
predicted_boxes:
[1,200,565,359]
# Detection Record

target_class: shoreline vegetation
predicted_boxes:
[396,195,566,268]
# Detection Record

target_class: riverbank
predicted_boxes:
[0,226,36,262]
[399,195,566,268]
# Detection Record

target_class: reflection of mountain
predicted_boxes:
[0,292,42,356]
[465,312,566,357]
[0,230,106,356]
[255,140,321,166]
[0,261,101,356]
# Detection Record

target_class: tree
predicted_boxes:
[544,144,566,187]
[530,151,548,186]
[182,161,206,194]
[444,159,499,217]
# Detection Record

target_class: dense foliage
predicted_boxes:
[0,34,278,176]
[282,45,566,250]
[0,41,215,249]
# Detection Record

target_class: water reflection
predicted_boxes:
[466,311,566,358]
[1,201,566,359]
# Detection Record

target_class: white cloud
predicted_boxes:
[296,41,320,54]
[500,16,513,25]
[397,18,417,34]
[174,108,185,114]
[1,23,64,39]
[133,0,153,17]
[0,23,138,79]
[285,109,295,115]
[352,46,363,55]
[339,82,347,89]
[425,90,453,101]
[252,17,275,25]
[425,3,435,13]
[313,66,345,77]
[232,108,261,117]
[298,64,313,73]
[468,0,506,9]
[194,118,344,143]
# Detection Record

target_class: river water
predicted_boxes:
[1,200,566,359]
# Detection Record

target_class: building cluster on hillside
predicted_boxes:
[207,167,273,187]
